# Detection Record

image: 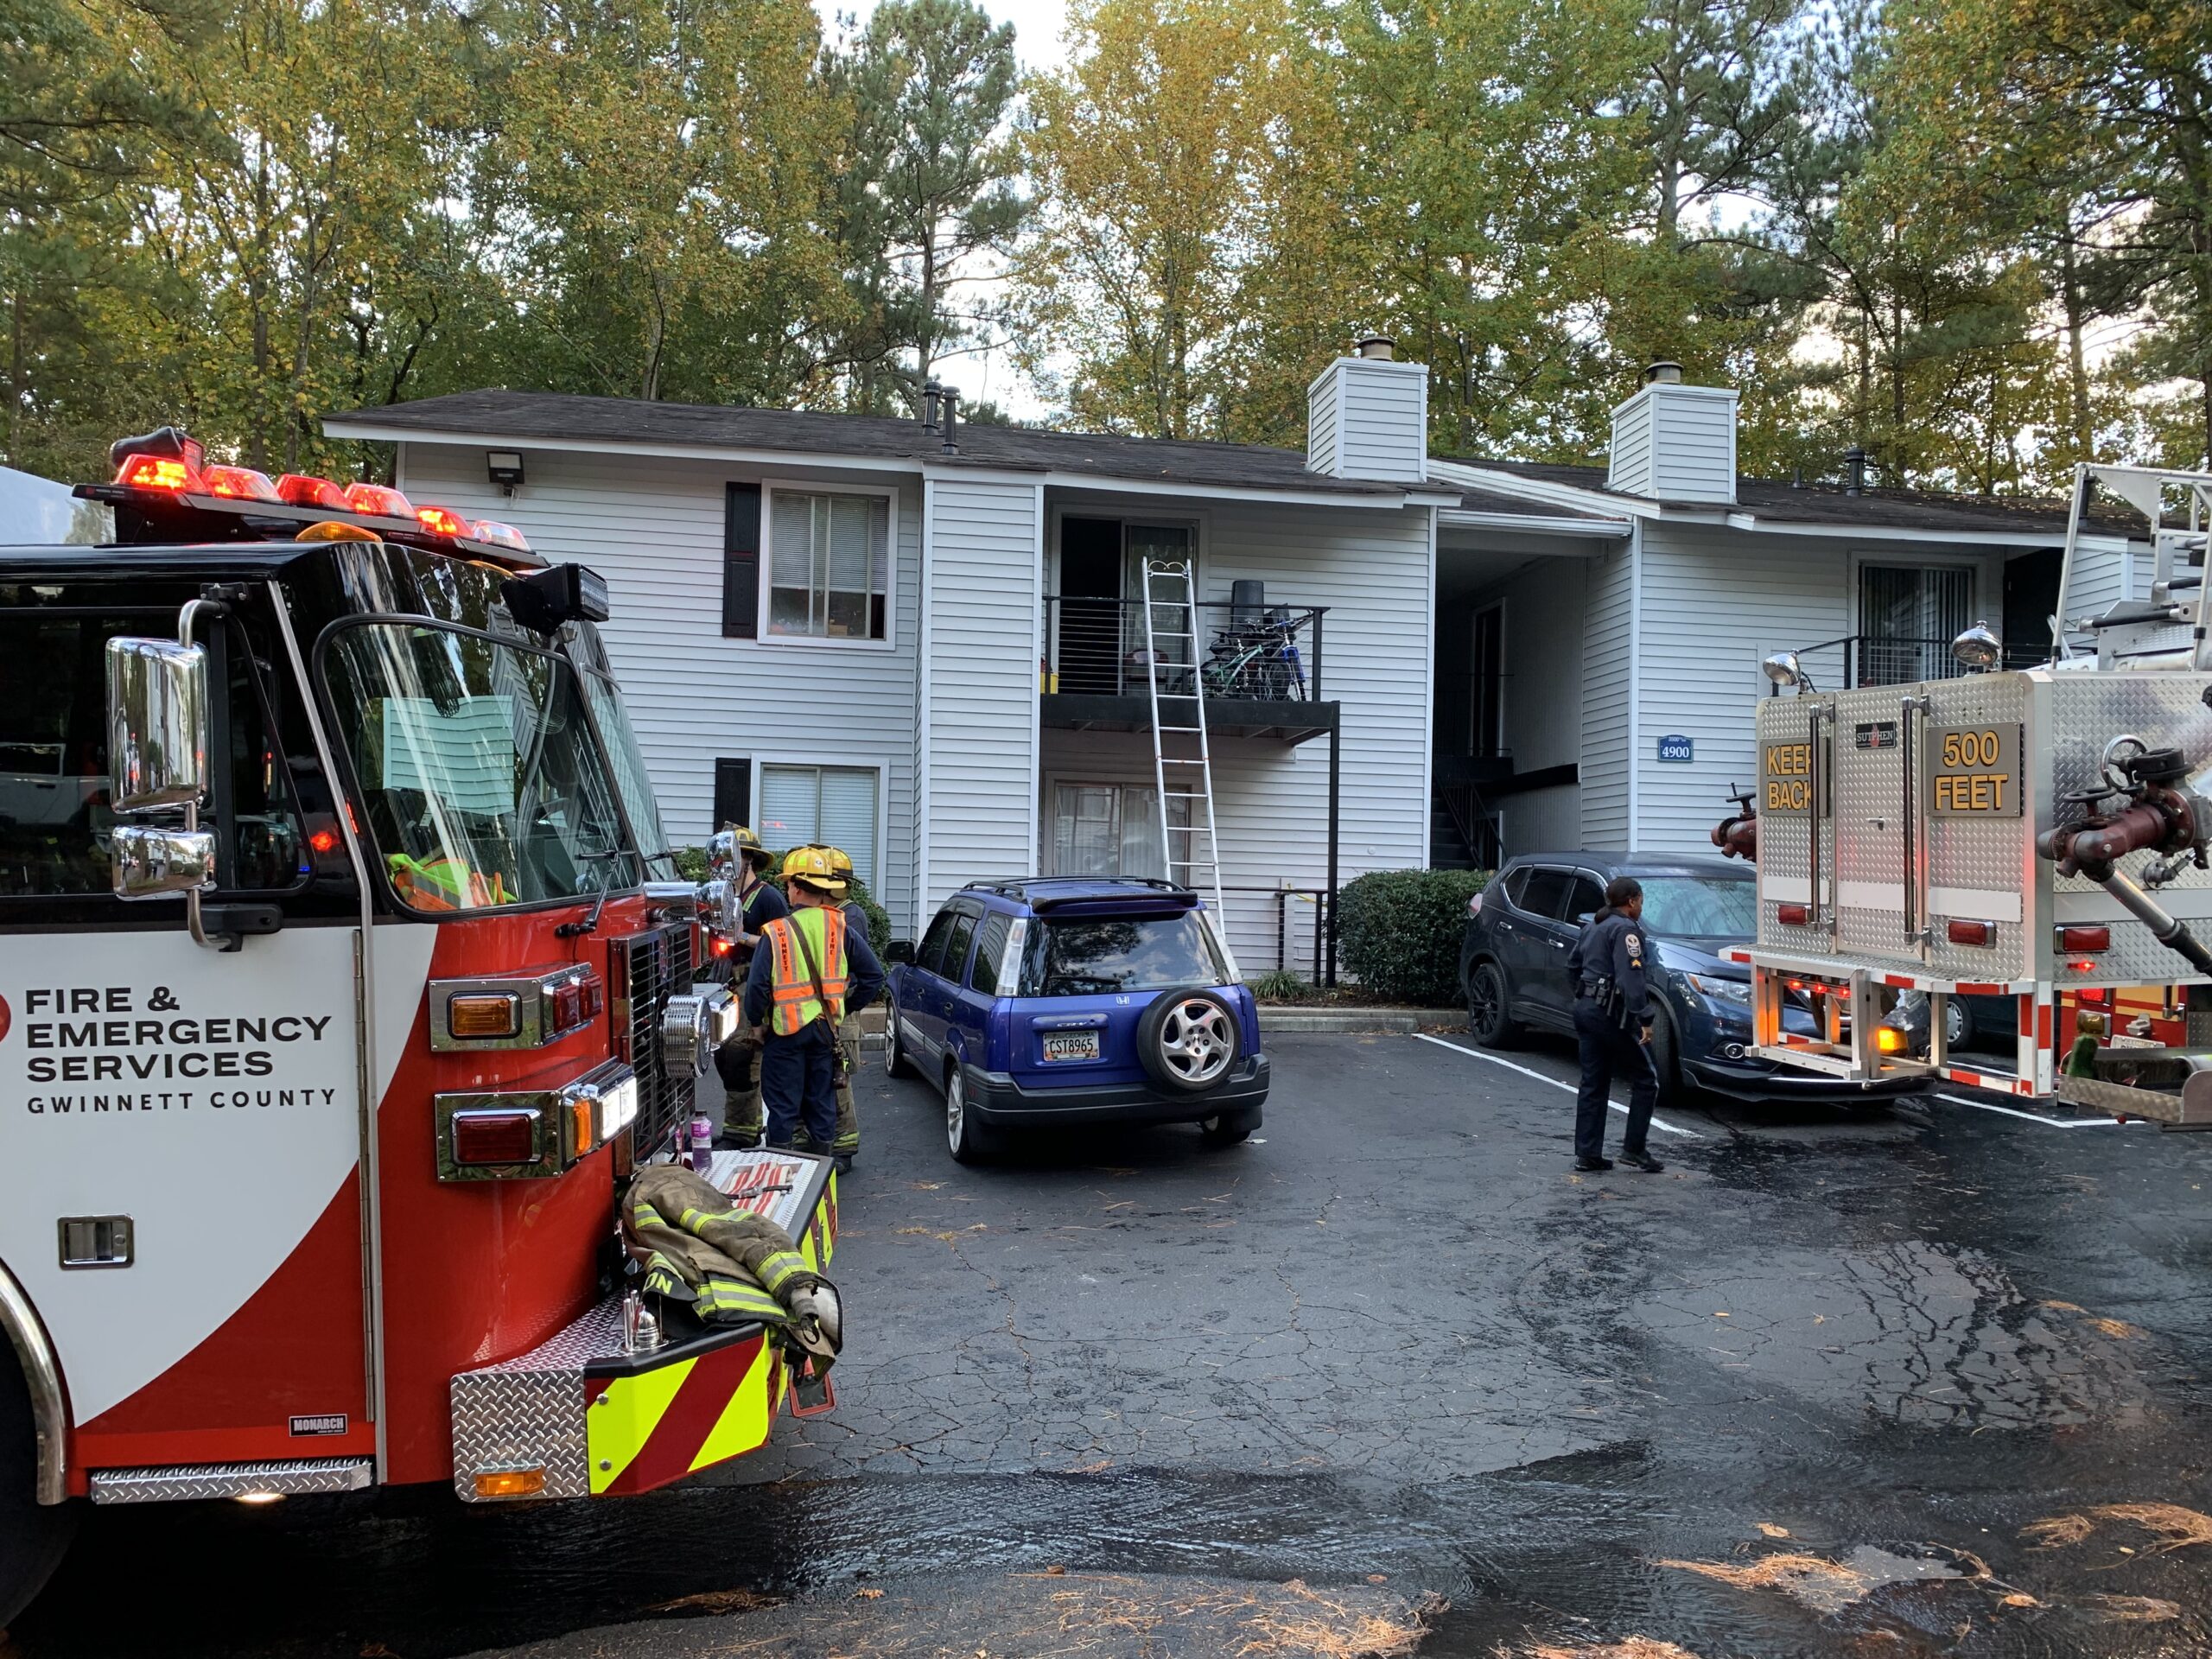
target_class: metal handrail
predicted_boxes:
[1770,634,2047,691]
[1043,595,1328,702]
[1219,883,1332,983]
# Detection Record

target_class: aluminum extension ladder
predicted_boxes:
[1139,558,1227,918]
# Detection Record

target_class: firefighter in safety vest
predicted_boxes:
[711,825,789,1150]
[795,843,868,1168]
[743,845,885,1154]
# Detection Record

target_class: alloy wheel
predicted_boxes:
[1157,997,1235,1086]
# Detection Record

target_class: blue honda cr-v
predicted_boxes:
[884,878,1268,1163]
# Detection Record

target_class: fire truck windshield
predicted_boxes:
[321,620,643,912]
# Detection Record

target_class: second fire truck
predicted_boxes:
[1716,462,2212,1127]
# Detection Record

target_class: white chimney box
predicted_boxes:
[1307,342,1428,483]
[1606,378,1738,504]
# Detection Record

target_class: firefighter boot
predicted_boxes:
[715,1031,764,1150]
[830,1014,861,1174]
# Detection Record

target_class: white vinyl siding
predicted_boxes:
[1626,524,1999,855]
[1305,357,1427,482]
[1606,384,1738,504]
[1036,494,1435,970]
[917,477,1041,912]
[758,763,880,888]
[1580,541,1633,848]
[391,443,923,930]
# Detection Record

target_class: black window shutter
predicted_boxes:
[713,759,751,832]
[723,482,761,639]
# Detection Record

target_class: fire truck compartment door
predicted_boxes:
[0,925,397,1463]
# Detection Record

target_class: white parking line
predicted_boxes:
[1934,1091,2139,1128]
[1414,1033,1706,1139]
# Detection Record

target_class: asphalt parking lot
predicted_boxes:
[12,1032,2212,1659]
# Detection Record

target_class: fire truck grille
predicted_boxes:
[609,922,696,1160]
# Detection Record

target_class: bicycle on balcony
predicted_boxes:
[1202,607,1308,701]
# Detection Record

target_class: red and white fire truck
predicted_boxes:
[1717,462,2212,1126]
[0,430,836,1623]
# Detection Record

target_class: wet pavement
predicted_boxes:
[10,1033,2212,1658]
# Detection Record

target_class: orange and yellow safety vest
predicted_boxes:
[763,906,849,1036]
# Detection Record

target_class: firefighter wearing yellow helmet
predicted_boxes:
[742,843,885,1159]
[796,844,867,1167]
[710,824,788,1150]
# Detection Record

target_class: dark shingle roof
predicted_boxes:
[1446,480,1622,520]
[330,389,1422,498]
[1440,456,2134,537]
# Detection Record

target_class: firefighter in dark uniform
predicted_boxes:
[1565,875,1664,1173]
[710,825,788,1150]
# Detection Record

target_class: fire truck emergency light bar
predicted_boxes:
[84,427,542,568]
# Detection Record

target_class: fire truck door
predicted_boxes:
[0,931,375,1469]
[0,601,378,1472]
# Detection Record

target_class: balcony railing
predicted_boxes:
[1043,595,1327,702]
[1773,634,2050,691]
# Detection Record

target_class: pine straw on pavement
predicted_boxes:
[2021,1503,2212,1556]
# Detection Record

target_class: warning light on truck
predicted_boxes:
[343,481,414,518]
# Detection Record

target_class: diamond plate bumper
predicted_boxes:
[89,1457,372,1505]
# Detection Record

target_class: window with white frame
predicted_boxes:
[766,489,891,642]
[758,764,880,888]
[1050,782,1191,880]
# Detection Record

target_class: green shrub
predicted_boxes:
[1335,868,1491,1005]
[1250,968,1311,1001]
[671,845,711,881]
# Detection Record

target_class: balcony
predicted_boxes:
[1040,594,1335,743]
[1776,634,2050,691]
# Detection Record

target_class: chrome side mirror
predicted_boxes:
[111,823,217,899]
[106,637,207,811]
[106,623,224,947]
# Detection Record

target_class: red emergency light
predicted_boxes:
[1776,902,1811,925]
[111,426,204,493]
[450,1109,540,1166]
[2058,925,2110,954]
[117,454,200,492]
[415,504,472,538]
[276,474,348,509]
[1947,918,1995,948]
[201,464,280,502]
[343,481,415,518]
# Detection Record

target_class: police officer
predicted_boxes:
[711,825,788,1150]
[794,844,867,1172]
[1565,875,1664,1173]
[745,846,885,1155]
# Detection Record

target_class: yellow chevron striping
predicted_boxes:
[587,1356,696,1494]
[688,1340,777,1472]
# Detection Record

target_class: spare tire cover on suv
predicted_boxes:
[1136,987,1242,1094]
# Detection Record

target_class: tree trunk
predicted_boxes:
[2060,228,2091,458]
[5,281,21,469]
